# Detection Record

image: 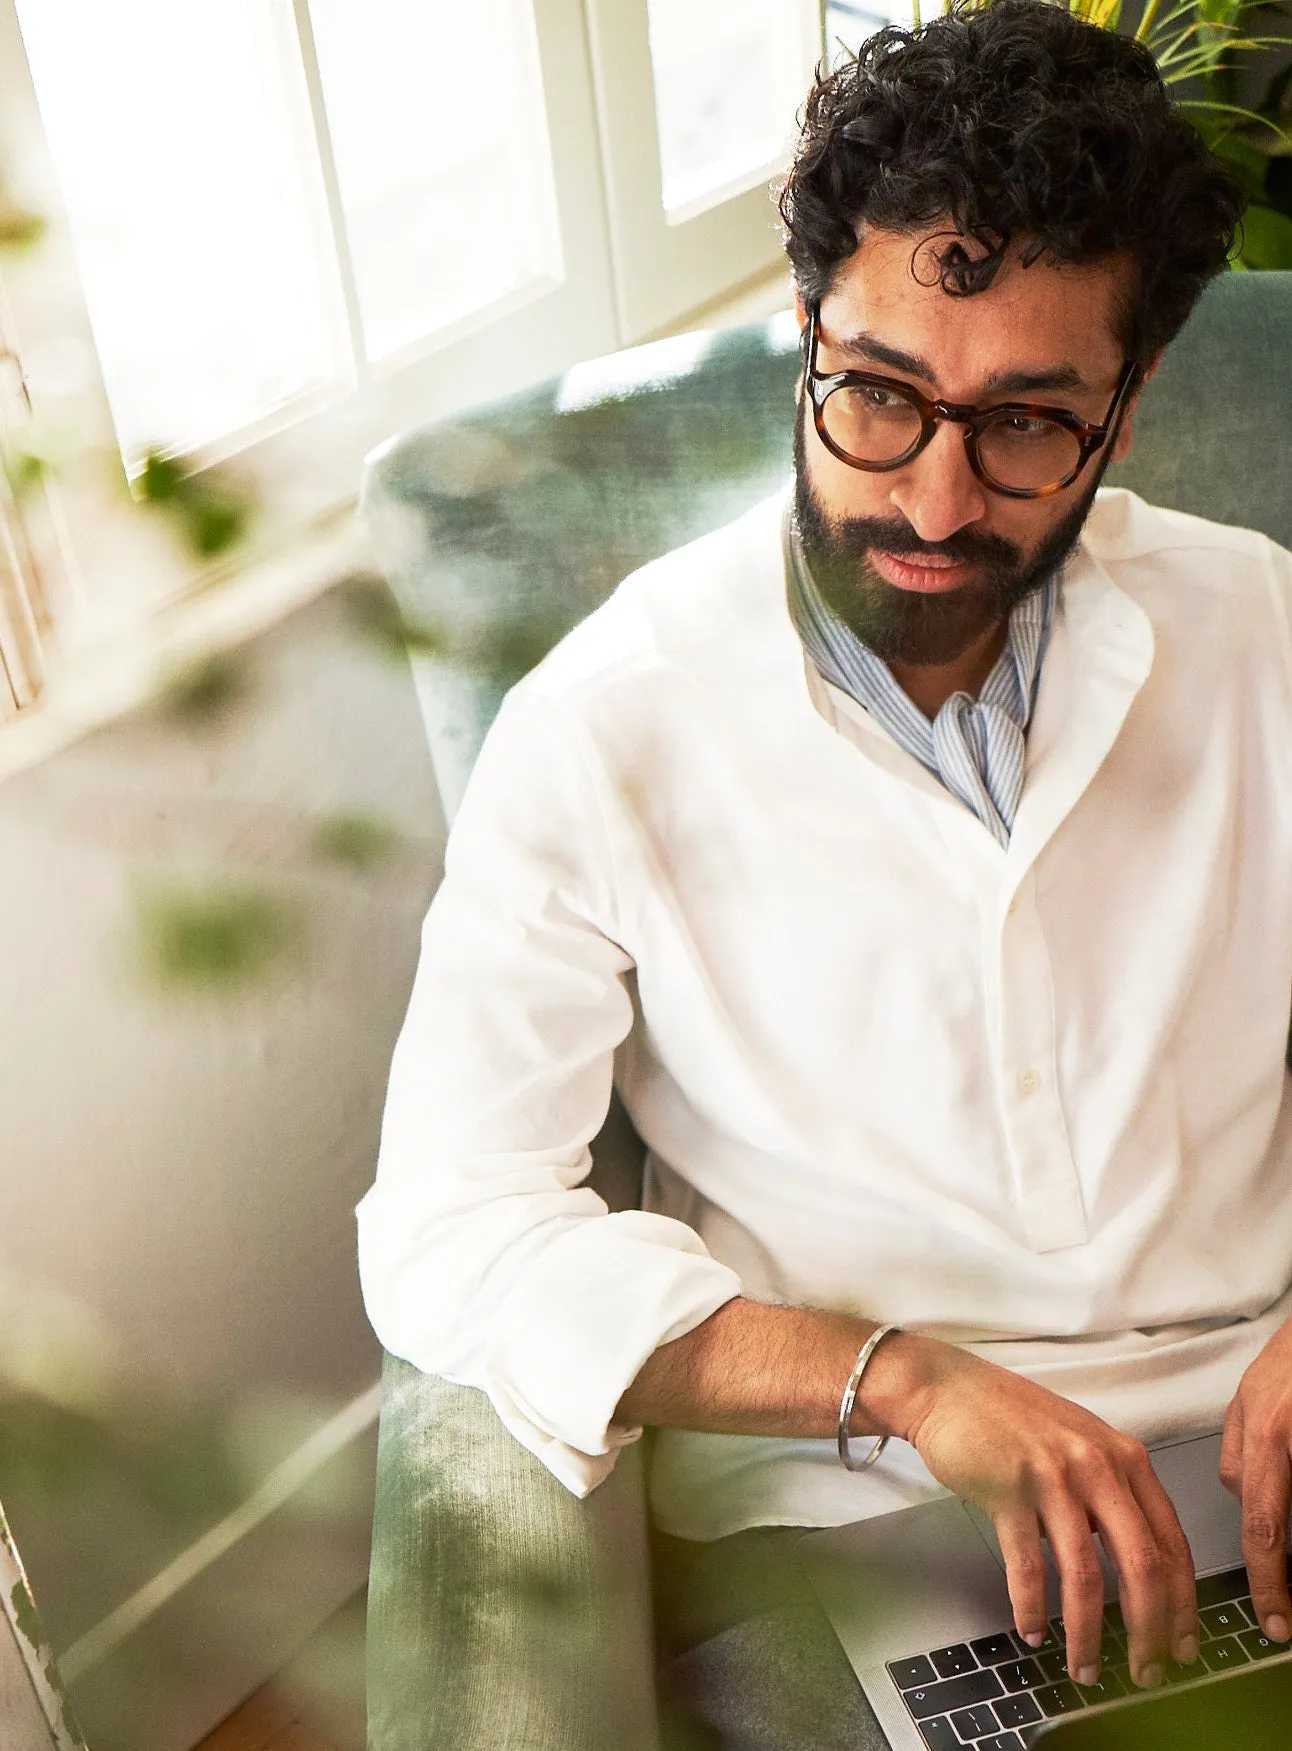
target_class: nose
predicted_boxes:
[886,419,988,545]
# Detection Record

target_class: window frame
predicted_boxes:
[583,0,822,342]
[0,0,825,673]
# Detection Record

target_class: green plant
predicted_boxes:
[1067,0,1292,266]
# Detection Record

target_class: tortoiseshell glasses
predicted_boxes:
[805,302,1140,501]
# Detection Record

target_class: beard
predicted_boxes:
[792,400,1105,667]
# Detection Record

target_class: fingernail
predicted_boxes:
[1173,1635,1199,1666]
[1265,1615,1290,1642]
[1076,1664,1100,1687]
[1022,1630,1045,1647]
[1137,1663,1164,1690]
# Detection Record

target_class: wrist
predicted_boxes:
[850,1329,949,1444]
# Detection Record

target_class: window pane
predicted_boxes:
[825,2,908,64]
[307,0,564,364]
[645,0,815,219]
[13,0,350,465]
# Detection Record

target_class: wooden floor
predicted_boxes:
[194,1592,365,1751]
[194,1688,342,1751]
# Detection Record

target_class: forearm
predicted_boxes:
[614,1295,928,1439]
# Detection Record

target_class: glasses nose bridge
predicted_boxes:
[927,394,984,434]
[919,398,988,472]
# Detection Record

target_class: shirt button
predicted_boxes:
[1017,1068,1041,1096]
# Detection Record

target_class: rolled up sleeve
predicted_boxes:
[356,684,741,1494]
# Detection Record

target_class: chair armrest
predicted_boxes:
[366,1356,660,1751]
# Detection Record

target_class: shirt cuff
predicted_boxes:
[484,1209,741,1488]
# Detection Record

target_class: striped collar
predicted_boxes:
[785,509,1056,847]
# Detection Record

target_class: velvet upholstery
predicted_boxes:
[361,272,1292,1749]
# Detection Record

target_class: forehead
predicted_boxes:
[823,227,1130,393]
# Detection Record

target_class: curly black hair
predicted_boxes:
[780,0,1246,360]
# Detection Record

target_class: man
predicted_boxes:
[358,2,1292,1744]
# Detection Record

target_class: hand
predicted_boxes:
[1220,1315,1292,1643]
[872,1337,1199,1689]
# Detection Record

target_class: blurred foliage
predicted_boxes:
[310,808,402,871]
[133,882,301,995]
[157,650,252,728]
[0,207,43,252]
[951,0,1292,266]
[2,423,73,501]
[136,449,255,560]
[0,1320,372,1750]
[335,569,445,662]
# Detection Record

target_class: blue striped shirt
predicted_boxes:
[785,514,1055,847]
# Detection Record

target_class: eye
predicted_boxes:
[995,414,1059,442]
[860,386,904,410]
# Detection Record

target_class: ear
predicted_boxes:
[1109,352,1161,464]
[794,288,808,332]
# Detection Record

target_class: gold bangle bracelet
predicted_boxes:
[837,1322,901,1472]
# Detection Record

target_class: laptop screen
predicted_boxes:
[1033,1656,1292,1750]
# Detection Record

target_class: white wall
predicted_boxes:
[0,581,444,1751]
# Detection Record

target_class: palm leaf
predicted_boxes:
[1175,96,1292,140]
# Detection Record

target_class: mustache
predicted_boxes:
[812,513,1022,572]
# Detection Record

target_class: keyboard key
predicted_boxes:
[995,1693,1042,1728]
[1036,1650,1068,1683]
[1161,1658,1200,1686]
[1074,1669,1126,1704]
[1195,1566,1251,1609]
[903,1670,1005,1721]
[948,1702,999,1740]
[1200,1634,1250,1673]
[977,1735,1024,1751]
[1239,1626,1287,1661]
[889,1656,938,1690]
[971,1633,1023,1666]
[1100,1624,1127,1659]
[996,1659,1043,1692]
[930,1644,979,1679]
[1016,1622,1061,1655]
[1199,1601,1251,1638]
[917,1718,961,1751]
[1035,1681,1082,1717]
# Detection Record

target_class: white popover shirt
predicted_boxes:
[358,487,1292,1542]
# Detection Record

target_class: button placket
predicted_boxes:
[997,877,1088,1252]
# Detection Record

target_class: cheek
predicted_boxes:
[808,442,897,523]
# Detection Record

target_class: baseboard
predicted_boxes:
[60,1381,380,1751]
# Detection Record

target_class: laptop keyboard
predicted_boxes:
[885,1563,1291,1749]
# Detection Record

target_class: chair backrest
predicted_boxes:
[363,271,1292,819]
[363,314,801,817]
[1102,269,1292,548]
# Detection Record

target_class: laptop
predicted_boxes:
[797,1432,1292,1750]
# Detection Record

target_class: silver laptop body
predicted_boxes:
[798,1432,1292,1750]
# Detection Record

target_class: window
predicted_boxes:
[0,0,824,673]
[586,0,819,338]
[824,0,909,62]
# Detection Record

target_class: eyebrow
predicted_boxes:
[830,328,1091,397]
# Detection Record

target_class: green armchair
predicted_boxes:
[360,272,1292,1751]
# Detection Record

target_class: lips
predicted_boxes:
[870,549,976,594]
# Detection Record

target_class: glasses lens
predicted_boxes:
[977,415,1083,493]
[822,383,923,465]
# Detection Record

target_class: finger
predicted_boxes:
[1240,1435,1292,1642]
[1219,1396,1245,1502]
[995,1508,1050,1650]
[1082,1467,1170,1688]
[1124,1449,1198,1668]
[1038,1497,1109,1684]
